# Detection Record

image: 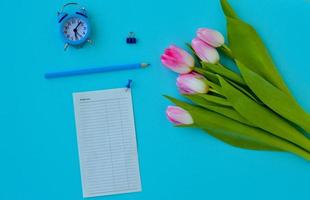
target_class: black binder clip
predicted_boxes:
[125,79,133,91]
[126,32,137,44]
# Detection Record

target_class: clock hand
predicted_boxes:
[73,21,82,40]
[73,24,80,40]
[76,32,82,37]
[73,21,82,32]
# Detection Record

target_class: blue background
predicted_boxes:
[0,0,309,199]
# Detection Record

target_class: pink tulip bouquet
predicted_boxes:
[162,0,310,160]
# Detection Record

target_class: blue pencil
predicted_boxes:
[45,63,149,79]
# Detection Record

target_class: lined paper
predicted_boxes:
[73,88,141,198]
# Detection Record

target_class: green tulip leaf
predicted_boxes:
[220,0,291,95]
[204,128,280,151]
[225,79,260,103]
[218,44,234,59]
[199,94,232,107]
[164,95,310,160]
[184,94,253,126]
[194,67,220,86]
[218,77,310,152]
[236,61,310,133]
[220,0,238,18]
[194,67,258,102]
[201,62,246,86]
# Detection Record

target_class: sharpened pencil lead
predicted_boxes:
[140,63,150,68]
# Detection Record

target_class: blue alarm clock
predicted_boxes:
[57,3,92,50]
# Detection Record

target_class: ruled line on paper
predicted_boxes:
[73,88,141,198]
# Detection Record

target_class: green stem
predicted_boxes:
[194,67,218,82]
[186,43,201,67]
[185,94,254,126]
[219,44,234,59]
[199,94,232,107]
[193,67,222,91]
[225,79,260,103]
[196,66,261,105]
[209,88,221,95]
[201,61,246,86]
[217,63,246,85]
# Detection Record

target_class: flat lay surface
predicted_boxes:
[0,0,309,199]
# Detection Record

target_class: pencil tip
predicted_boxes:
[140,63,150,68]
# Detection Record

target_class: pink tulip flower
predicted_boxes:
[176,72,209,94]
[166,106,194,125]
[161,45,194,74]
[191,38,220,64]
[197,28,225,47]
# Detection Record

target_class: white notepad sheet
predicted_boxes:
[73,88,141,198]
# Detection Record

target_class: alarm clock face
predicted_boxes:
[62,17,89,44]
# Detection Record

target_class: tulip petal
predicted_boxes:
[191,38,219,64]
[166,106,194,125]
[161,45,194,74]
[197,28,225,47]
[176,73,209,94]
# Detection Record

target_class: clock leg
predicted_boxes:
[87,39,93,44]
[64,43,69,51]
